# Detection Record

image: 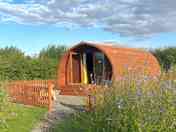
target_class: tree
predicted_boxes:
[151,47,176,71]
[39,45,66,61]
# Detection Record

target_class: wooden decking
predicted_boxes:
[59,84,97,96]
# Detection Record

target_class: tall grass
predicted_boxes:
[53,72,176,132]
[0,82,12,129]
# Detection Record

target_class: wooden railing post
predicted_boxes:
[48,82,54,112]
[87,94,92,111]
[86,86,96,111]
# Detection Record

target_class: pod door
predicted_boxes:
[70,52,81,83]
[93,52,112,85]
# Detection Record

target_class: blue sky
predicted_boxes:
[0,0,176,55]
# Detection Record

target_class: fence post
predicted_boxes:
[48,82,54,112]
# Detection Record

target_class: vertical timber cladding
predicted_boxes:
[7,80,55,109]
[57,41,161,96]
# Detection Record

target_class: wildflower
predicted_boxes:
[159,107,165,114]
[116,98,124,109]
[147,90,155,97]
[136,88,143,97]
[143,75,149,82]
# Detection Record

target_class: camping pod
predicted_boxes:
[57,41,160,96]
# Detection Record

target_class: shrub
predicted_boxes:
[0,45,66,81]
[53,72,176,132]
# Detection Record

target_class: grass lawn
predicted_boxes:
[0,103,47,132]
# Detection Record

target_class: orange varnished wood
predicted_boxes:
[57,42,160,95]
[7,80,55,111]
[57,42,161,96]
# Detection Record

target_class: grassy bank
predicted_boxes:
[1,103,47,132]
[0,82,47,132]
[53,73,176,132]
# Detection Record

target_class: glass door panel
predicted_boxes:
[93,52,105,84]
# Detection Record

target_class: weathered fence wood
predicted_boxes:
[7,80,55,111]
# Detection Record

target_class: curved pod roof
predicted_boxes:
[57,41,161,89]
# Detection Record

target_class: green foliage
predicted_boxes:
[0,45,66,80]
[38,45,67,79]
[0,84,8,109]
[39,45,66,60]
[27,58,58,79]
[0,82,11,129]
[0,46,25,58]
[53,73,176,132]
[151,47,176,71]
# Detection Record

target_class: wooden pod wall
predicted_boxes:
[57,41,161,96]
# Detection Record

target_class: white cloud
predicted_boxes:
[0,0,13,2]
[0,0,176,37]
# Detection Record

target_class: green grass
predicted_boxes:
[0,82,47,132]
[0,103,47,132]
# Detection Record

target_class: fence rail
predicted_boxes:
[7,80,55,111]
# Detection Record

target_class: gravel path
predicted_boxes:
[31,91,86,132]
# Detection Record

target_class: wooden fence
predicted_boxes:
[7,80,55,111]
